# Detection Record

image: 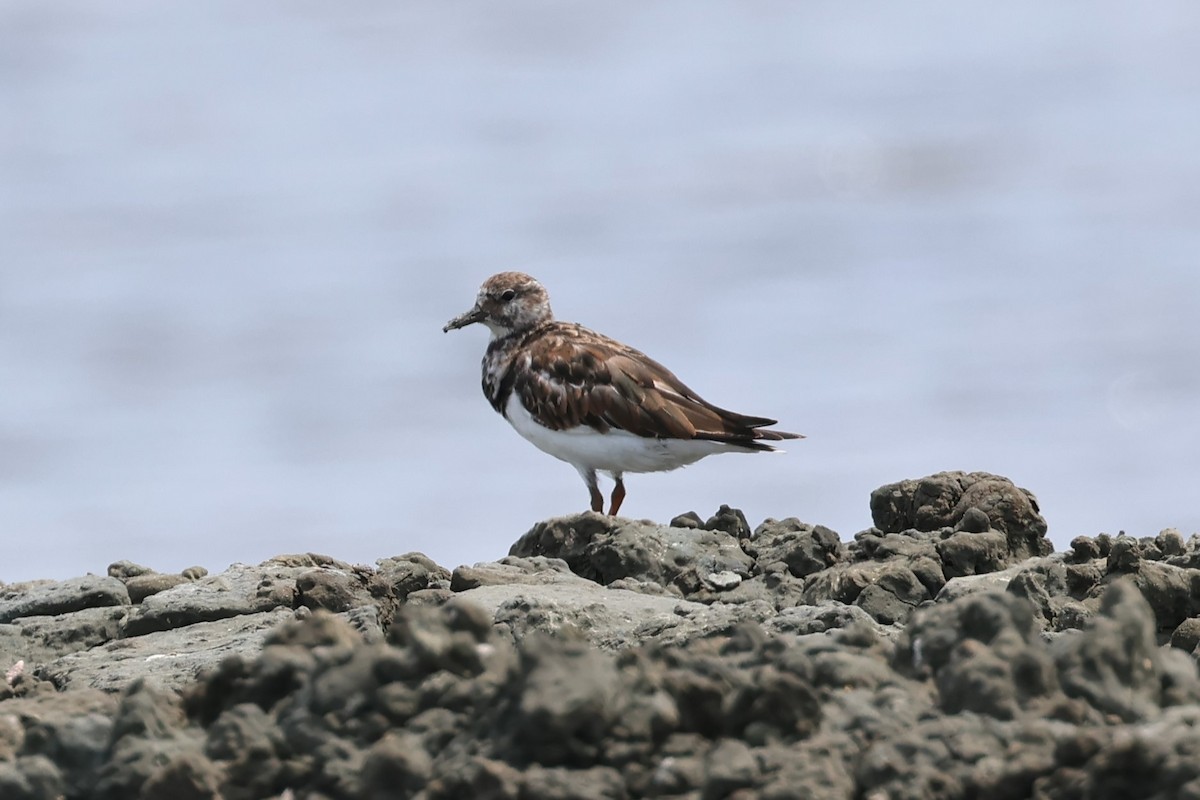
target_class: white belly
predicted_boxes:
[503,392,741,475]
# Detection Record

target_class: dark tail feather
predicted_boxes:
[695,411,804,449]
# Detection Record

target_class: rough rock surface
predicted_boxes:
[1,471,1199,798]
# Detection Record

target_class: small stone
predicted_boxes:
[670,512,704,529]
[1069,536,1101,561]
[954,507,991,533]
[1107,536,1141,573]
[1157,529,1185,557]
[125,574,190,604]
[702,571,743,591]
[108,561,155,579]
[1169,617,1200,652]
[704,505,751,539]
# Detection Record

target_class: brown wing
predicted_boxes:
[512,323,802,447]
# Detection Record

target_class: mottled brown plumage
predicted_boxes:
[504,321,794,447]
[444,272,802,515]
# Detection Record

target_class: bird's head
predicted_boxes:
[443,272,553,338]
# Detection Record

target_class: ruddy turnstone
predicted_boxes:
[443,272,802,516]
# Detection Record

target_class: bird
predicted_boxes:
[443,272,802,516]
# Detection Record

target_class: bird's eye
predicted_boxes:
[500,289,516,301]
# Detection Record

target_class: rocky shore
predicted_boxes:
[2,471,1199,799]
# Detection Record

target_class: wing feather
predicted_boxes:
[510,323,802,446]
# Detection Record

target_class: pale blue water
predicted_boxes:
[2,1,1198,581]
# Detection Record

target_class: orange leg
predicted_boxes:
[607,477,626,516]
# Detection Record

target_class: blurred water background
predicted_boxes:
[2,1,1198,581]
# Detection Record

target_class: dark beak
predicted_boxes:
[443,306,486,333]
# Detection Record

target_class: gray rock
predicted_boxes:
[522,765,626,800]
[1053,580,1192,721]
[1,470,1197,800]
[936,528,1009,578]
[767,602,895,639]
[124,573,191,604]
[1169,617,1200,652]
[895,589,1061,719]
[122,562,301,637]
[456,564,773,650]
[43,608,295,692]
[871,471,1050,559]
[2,689,115,798]
[702,738,758,799]
[746,518,843,578]
[107,561,155,579]
[703,505,752,540]
[0,576,130,624]
[500,637,621,766]
[1132,560,1200,631]
[510,513,754,596]
[935,562,1027,603]
[1069,535,1102,561]
[295,566,373,613]
[1007,558,1070,626]
[702,571,742,591]
[1107,534,1142,573]
[0,755,66,800]
[0,605,126,668]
